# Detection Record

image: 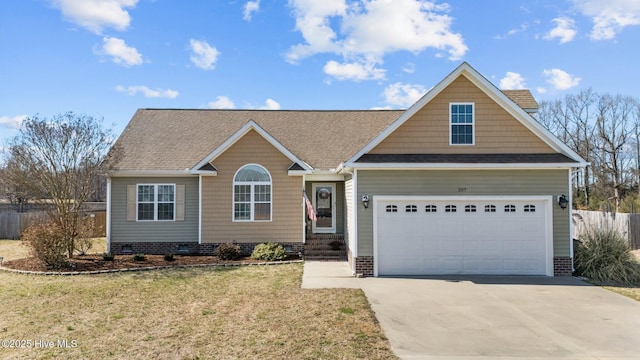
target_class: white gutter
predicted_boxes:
[344,162,585,170]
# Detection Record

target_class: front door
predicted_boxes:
[312,183,336,233]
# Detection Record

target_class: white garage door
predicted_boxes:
[375,197,552,276]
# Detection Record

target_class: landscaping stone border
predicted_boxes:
[0,259,304,276]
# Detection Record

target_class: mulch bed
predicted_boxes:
[2,254,301,273]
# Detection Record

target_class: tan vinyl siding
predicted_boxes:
[110,177,199,243]
[305,182,345,234]
[370,76,554,154]
[201,129,303,243]
[356,169,570,257]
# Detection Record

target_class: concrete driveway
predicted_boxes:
[358,276,640,359]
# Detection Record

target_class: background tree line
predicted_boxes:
[537,89,640,212]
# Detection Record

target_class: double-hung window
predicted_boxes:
[450,103,474,145]
[137,184,175,221]
[233,164,272,221]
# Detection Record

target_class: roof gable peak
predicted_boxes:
[345,62,587,167]
[191,120,312,173]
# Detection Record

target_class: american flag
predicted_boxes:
[303,191,317,221]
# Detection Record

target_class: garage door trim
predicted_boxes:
[373,195,554,277]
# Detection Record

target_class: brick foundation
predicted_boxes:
[351,255,573,277]
[110,241,305,257]
[553,256,573,276]
[354,256,374,277]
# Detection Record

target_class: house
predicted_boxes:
[106,62,587,277]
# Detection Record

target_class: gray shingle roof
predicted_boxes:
[112,109,405,171]
[111,90,542,172]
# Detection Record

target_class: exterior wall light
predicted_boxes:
[558,194,569,210]
[362,195,370,209]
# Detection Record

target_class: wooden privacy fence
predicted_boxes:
[573,210,640,250]
[0,211,106,240]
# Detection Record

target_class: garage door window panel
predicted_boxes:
[425,205,437,212]
[524,204,536,212]
[504,205,516,213]
[445,205,457,213]
[485,205,496,213]
[406,205,417,213]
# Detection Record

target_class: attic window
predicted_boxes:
[450,103,474,145]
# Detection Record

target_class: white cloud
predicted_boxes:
[116,85,179,98]
[0,115,27,130]
[494,23,529,39]
[402,62,416,74]
[189,39,220,70]
[207,96,280,110]
[572,0,640,40]
[208,96,236,109]
[286,0,467,80]
[544,17,577,43]
[97,36,143,66]
[51,0,138,34]
[542,68,581,90]
[323,60,385,81]
[258,99,281,110]
[499,72,526,90]
[383,82,427,107]
[243,1,260,21]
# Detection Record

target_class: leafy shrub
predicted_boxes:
[574,227,640,285]
[73,217,96,255]
[133,253,146,261]
[164,253,175,261]
[102,252,115,261]
[216,243,241,260]
[251,242,287,261]
[21,222,69,269]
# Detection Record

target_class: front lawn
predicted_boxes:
[0,264,396,359]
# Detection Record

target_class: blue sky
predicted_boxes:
[1,0,639,149]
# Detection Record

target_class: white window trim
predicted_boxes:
[232,164,273,222]
[136,184,176,222]
[449,102,475,146]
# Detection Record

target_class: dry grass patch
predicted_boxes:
[0,238,107,263]
[0,264,396,359]
[604,286,640,302]
[0,240,30,262]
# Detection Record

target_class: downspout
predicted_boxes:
[106,177,112,253]
[569,167,580,273]
[198,175,202,245]
[302,174,306,244]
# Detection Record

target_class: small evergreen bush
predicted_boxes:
[133,253,146,261]
[574,227,640,285]
[216,243,241,260]
[164,253,175,261]
[21,222,68,269]
[251,242,287,261]
[102,252,115,261]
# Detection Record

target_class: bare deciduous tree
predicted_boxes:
[5,112,118,257]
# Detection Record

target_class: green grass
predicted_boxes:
[0,263,396,359]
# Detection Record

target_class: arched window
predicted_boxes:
[233,164,271,221]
